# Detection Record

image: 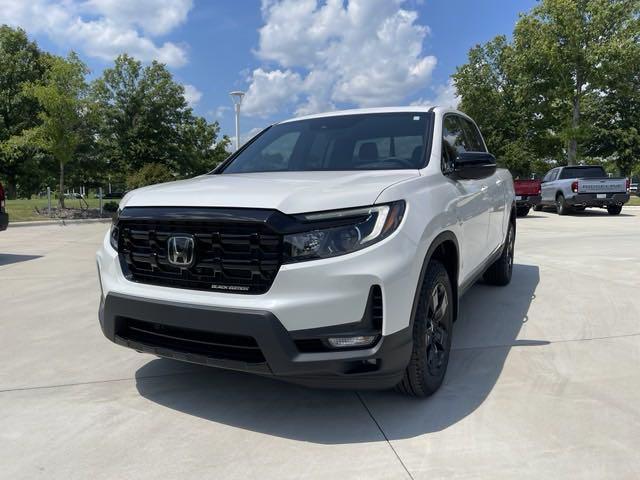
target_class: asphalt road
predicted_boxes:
[1,208,640,479]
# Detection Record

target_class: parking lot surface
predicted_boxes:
[1,208,640,479]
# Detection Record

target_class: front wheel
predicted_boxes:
[607,205,622,215]
[484,222,515,286]
[396,260,453,397]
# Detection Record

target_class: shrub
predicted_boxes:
[126,163,174,190]
[103,201,119,212]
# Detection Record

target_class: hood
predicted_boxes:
[121,170,418,214]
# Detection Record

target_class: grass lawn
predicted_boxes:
[6,197,116,222]
[5,194,639,222]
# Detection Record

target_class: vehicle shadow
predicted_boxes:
[135,264,541,443]
[568,209,633,217]
[536,208,633,217]
[0,253,42,266]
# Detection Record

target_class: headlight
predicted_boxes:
[109,209,120,251]
[283,201,405,263]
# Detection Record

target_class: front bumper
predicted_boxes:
[567,193,630,207]
[515,195,541,208]
[99,292,412,389]
[0,212,8,231]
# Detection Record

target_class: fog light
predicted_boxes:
[326,336,377,348]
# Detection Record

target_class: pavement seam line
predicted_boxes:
[0,370,201,394]
[355,392,415,480]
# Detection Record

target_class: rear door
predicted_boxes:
[541,168,559,204]
[442,114,491,283]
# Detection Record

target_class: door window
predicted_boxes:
[442,115,468,154]
[460,118,486,152]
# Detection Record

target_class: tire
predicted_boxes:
[607,205,622,215]
[516,207,530,217]
[396,260,453,397]
[484,221,515,286]
[533,204,543,212]
[556,193,570,215]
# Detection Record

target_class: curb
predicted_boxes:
[9,218,112,228]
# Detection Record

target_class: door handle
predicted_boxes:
[481,185,489,192]
[496,179,503,185]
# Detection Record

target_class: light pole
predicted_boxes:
[229,91,245,151]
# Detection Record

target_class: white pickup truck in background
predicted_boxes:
[536,165,630,215]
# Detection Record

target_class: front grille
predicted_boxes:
[118,216,282,294]
[118,318,266,363]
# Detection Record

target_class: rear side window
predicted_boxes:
[544,169,559,182]
[559,167,606,179]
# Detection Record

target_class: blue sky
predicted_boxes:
[1,0,537,141]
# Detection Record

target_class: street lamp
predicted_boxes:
[229,91,245,151]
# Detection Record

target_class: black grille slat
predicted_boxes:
[118,216,283,294]
[120,318,266,363]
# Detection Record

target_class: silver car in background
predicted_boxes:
[536,165,630,215]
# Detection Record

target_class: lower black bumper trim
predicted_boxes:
[99,293,413,389]
[516,195,541,207]
[567,193,630,207]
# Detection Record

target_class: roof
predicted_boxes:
[279,106,442,124]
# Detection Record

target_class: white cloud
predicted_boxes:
[242,68,303,118]
[0,0,192,67]
[83,0,192,36]
[182,84,202,107]
[243,0,437,117]
[411,79,460,108]
[211,105,231,119]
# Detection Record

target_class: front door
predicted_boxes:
[442,115,491,283]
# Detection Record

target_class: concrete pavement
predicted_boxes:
[1,209,639,479]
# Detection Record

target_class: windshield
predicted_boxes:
[219,113,431,174]
[559,166,606,179]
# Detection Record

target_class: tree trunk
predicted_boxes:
[59,162,65,209]
[567,90,581,166]
[6,174,17,199]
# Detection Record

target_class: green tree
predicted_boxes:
[0,25,48,198]
[512,0,640,165]
[454,37,537,176]
[178,116,230,176]
[126,162,174,190]
[22,53,89,207]
[454,0,640,177]
[92,54,229,179]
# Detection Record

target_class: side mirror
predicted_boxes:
[452,152,497,180]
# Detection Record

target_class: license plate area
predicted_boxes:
[597,193,606,199]
[515,196,522,201]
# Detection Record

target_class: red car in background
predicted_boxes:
[514,179,541,217]
[0,182,8,231]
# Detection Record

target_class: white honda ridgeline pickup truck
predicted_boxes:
[97,107,516,397]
